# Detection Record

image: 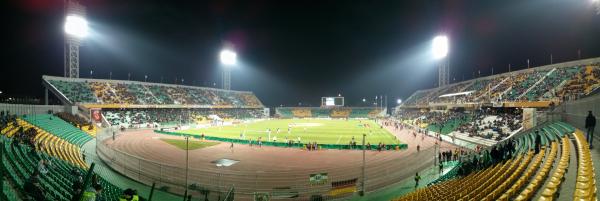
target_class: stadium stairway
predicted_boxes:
[391,122,598,201]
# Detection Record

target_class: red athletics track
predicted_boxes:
[102,125,457,200]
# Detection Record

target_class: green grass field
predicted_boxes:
[160,138,220,150]
[176,119,399,145]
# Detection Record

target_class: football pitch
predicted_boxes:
[176,119,400,145]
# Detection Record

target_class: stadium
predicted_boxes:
[2,1,600,201]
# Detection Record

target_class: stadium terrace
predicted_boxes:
[2,1,600,201]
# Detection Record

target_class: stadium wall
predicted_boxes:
[564,93,600,136]
[0,103,71,115]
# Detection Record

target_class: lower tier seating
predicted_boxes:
[392,121,597,201]
[1,136,123,200]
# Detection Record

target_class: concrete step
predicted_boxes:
[556,137,579,201]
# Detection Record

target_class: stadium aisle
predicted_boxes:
[81,139,183,200]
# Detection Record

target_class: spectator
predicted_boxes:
[81,184,103,201]
[38,159,50,175]
[534,130,541,154]
[414,172,421,188]
[72,175,84,201]
[585,111,596,149]
[24,172,45,201]
[119,188,140,201]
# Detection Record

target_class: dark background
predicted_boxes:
[2,0,600,107]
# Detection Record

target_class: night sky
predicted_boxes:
[3,0,600,107]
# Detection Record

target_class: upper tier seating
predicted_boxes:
[349,108,380,118]
[277,108,382,119]
[526,66,581,101]
[312,108,331,117]
[44,76,263,108]
[48,80,98,103]
[103,108,264,127]
[277,108,293,118]
[330,108,352,118]
[292,109,312,118]
[401,63,600,106]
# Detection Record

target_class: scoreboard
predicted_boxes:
[321,97,344,107]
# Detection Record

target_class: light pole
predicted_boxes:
[184,135,190,199]
[220,48,237,90]
[64,1,88,78]
[433,35,449,87]
[360,133,366,196]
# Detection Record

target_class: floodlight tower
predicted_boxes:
[220,48,237,90]
[433,35,449,87]
[64,1,88,78]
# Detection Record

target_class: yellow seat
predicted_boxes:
[576,182,591,190]
[574,189,592,198]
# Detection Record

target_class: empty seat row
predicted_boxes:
[572,130,597,200]
[539,136,571,200]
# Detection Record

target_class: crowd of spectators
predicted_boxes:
[47,78,263,108]
[456,108,522,141]
[104,108,264,128]
[428,82,472,103]
[503,70,547,101]
[0,111,40,151]
[400,64,600,107]
[397,107,522,142]
[457,139,515,176]
[419,111,468,133]
[55,112,94,131]
[527,67,580,101]
[0,111,16,130]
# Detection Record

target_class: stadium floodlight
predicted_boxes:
[397,99,402,104]
[432,35,448,59]
[220,49,237,66]
[64,15,89,38]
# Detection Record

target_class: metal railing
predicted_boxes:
[96,127,437,200]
